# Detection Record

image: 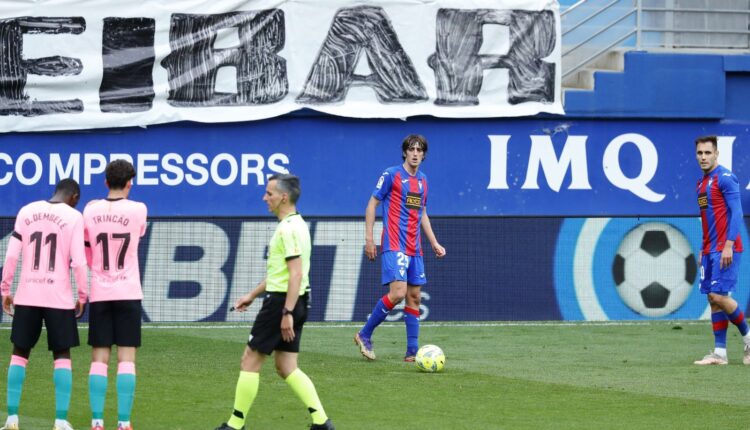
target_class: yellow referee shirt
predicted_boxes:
[265,213,311,295]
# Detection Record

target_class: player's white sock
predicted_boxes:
[714,347,728,357]
[743,333,750,346]
[118,420,131,429]
[92,418,104,428]
[4,415,18,426]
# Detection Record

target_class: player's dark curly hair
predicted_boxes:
[106,159,136,190]
[55,178,80,197]
[402,134,428,161]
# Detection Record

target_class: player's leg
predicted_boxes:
[113,300,142,430]
[46,307,80,430]
[51,349,74,430]
[695,253,729,365]
[89,347,111,430]
[3,349,29,430]
[710,253,750,363]
[404,286,421,361]
[4,305,41,430]
[356,251,408,360]
[710,294,750,364]
[115,347,137,430]
[403,256,426,361]
[88,301,114,430]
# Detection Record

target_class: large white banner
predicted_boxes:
[0,0,562,132]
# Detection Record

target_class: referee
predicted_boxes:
[215,173,334,430]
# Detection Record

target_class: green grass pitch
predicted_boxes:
[2,321,750,429]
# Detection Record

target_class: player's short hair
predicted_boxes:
[695,135,718,149]
[402,134,428,161]
[106,159,136,190]
[269,173,301,204]
[55,178,80,197]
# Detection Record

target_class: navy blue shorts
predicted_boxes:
[700,252,741,294]
[381,251,426,286]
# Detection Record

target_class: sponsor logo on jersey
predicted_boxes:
[405,192,422,210]
[698,192,708,210]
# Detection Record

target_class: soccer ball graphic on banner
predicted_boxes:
[416,345,445,373]
[612,222,697,317]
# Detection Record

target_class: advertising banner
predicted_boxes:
[0,118,748,216]
[2,216,745,322]
[0,0,562,132]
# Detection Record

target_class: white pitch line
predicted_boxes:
[0,320,706,330]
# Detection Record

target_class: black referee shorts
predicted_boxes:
[248,292,309,355]
[11,305,79,352]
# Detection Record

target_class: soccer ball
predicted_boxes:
[612,222,697,317]
[415,344,445,373]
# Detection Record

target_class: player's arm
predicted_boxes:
[83,224,93,268]
[139,203,148,237]
[720,174,743,268]
[1,230,22,316]
[421,210,446,258]
[281,256,303,342]
[70,217,89,317]
[365,196,381,260]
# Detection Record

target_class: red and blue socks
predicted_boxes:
[711,311,728,356]
[404,306,420,355]
[727,307,750,336]
[360,294,394,338]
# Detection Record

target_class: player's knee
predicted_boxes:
[708,293,736,312]
[52,349,71,360]
[12,346,30,359]
[390,291,406,304]
[406,297,420,308]
[708,294,717,305]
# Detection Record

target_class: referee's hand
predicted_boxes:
[281,314,295,342]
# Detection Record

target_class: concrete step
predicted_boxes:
[562,48,627,90]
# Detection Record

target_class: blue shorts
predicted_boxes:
[381,251,426,286]
[700,252,741,294]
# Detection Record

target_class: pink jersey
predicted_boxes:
[1,200,88,309]
[83,198,147,302]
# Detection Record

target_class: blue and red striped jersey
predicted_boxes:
[697,164,743,255]
[372,165,428,256]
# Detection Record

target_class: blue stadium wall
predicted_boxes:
[1,51,750,322]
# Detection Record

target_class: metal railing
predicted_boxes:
[562,0,750,81]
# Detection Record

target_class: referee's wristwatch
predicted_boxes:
[282,307,293,316]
